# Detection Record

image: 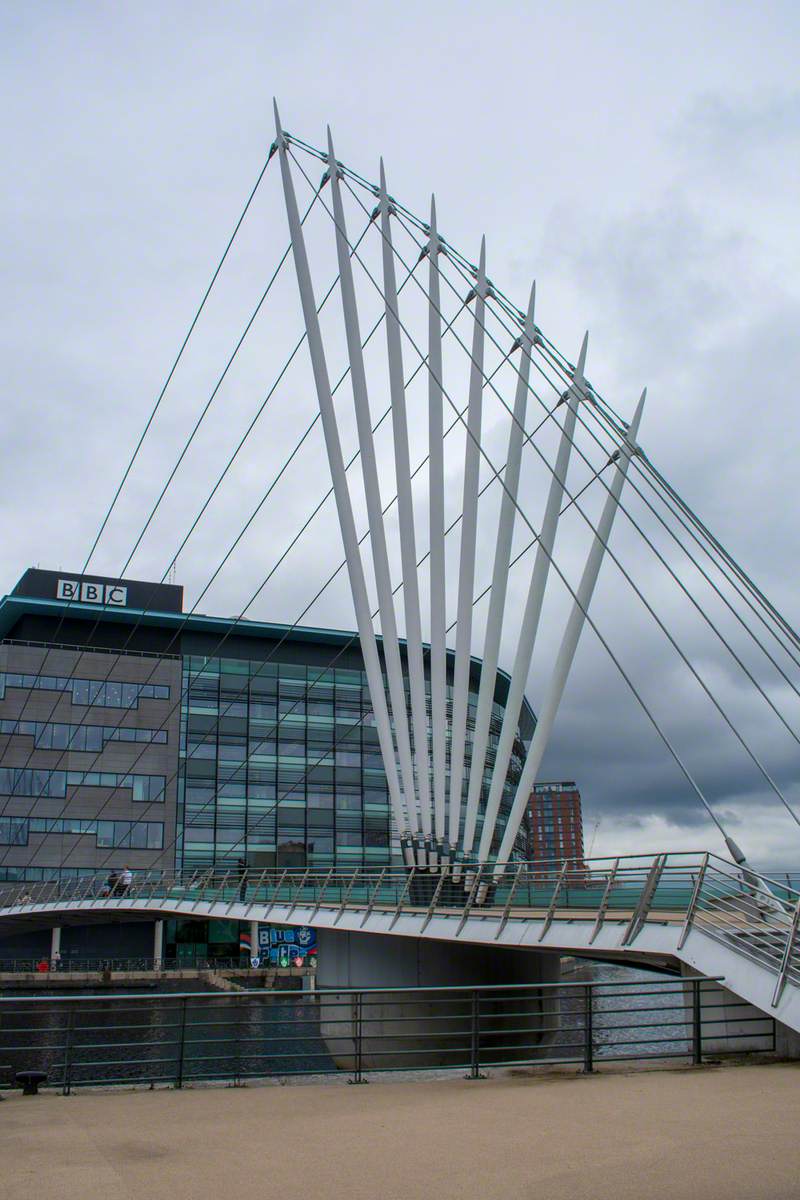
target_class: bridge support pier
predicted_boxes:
[315,929,560,1071]
[680,967,774,1056]
[153,920,163,969]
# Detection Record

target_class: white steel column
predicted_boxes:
[477,335,588,864]
[493,389,647,868]
[50,925,61,964]
[461,283,536,861]
[325,131,421,857]
[274,105,413,864]
[153,919,164,967]
[448,240,488,853]
[427,197,448,851]
[378,161,433,859]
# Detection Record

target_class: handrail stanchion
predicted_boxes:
[537,861,569,942]
[334,869,360,925]
[209,871,232,910]
[621,854,666,946]
[176,996,189,1088]
[348,992,367,1085]
[456,865,484,937]
[420,865,449,934]
[243,869,269,919]
[62,1005,76,1096]
[466,988,485,1080]
[589,858,620,944]
[494,863,525,941]
[190,870,212,912]
[692,978,703,1065]
[311,868,335,921]
[360,868,387,928]
[264,869,289,920]
[772,896,800,1008]
[582,985,594,1074]
[285,869,311,921]
[388,868,417,930]
[678,854,709,949]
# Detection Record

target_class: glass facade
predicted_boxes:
[0,570,533,889]
[0,816,163,849]
[0,768,166,804]
[0,672,169,708]
[177,653,529,873]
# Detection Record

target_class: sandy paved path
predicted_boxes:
[2,1063,799,1200]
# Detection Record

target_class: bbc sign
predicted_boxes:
[56,579,128,606]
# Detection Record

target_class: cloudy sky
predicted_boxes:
[2,1,799,869]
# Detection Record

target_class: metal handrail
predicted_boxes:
[0,975,775,1094]
[2,852,799,999]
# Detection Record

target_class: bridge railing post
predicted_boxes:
[678,853,709,949]
[692,978,703,1065]
[466,988,485,1080]
[348,992,367,1085]
[176,996,189,1088]
[771,896,800,1008]
[583,985,594,1074]
[62,1005,76,1096]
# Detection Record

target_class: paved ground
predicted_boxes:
[2,1063,799,1200]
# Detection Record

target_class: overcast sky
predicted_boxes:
[2,1,799,869]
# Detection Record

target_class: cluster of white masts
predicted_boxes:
[274,105,645,877]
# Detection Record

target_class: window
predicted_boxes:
[0,673,169,709]
[0,817,28,845]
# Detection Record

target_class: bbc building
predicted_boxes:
[0,569,534,961]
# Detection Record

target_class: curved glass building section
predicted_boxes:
[0,569,534,883]
[178,641,534,875]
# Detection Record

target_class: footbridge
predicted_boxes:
[2,116,800,1060]
[3,852,800,1034]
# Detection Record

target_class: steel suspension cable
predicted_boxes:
[0,199,378,862]
[0,186,334,836]
[286,147,775,842]
[380,193,800,756]
[3,229,448,877]
[0,144,278,700]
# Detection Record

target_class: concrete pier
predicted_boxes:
[316,930,561,1069]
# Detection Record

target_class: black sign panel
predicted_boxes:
[11,569,184,614]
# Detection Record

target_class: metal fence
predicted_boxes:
[0,977,774,1092]
[0,957,252,974]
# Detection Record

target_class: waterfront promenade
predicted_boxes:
[2,1063,798,1200]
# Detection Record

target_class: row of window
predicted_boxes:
[0,767,166,803]
[0,865,118,882]
[0,673,170,709]
[0,719,167,751]
[0,815,163,849]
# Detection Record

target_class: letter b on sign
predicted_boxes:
[56,579,79,601]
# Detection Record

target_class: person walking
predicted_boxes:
[119,866,133,896]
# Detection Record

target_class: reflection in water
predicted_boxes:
[559,959,691,1060]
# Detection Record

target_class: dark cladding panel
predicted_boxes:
[11,569,183,614]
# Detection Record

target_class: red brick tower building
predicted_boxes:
[527,781,584,866]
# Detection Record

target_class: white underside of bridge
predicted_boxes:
[7,896,800,1035]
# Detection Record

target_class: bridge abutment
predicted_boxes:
[315,929,561,1071]
[679,967,776,1056]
